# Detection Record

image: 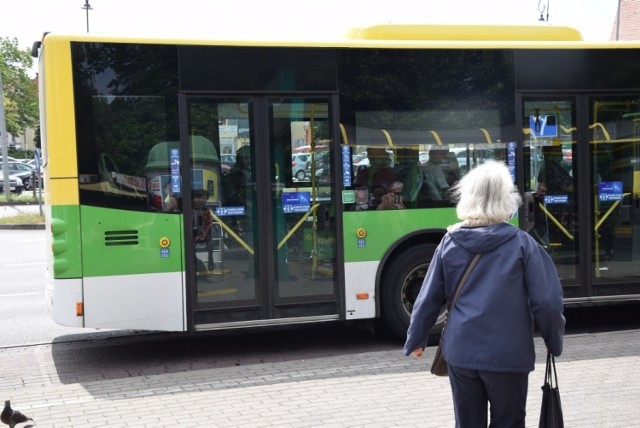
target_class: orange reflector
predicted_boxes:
[76,302,84,316]
[356,293,369,300]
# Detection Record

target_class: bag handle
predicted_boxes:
[545,352,559,389]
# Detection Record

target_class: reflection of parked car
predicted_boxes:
[352,154,370,168]
[221,154,236,167]
[0,175,24,194]
[292,153,312,181]
[451,148,495,173]
[0,156,21,163]
[312,151,331,184]
[220,154,236,174]
[419,151,429,164]
[3,161,41,190]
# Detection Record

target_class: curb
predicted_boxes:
[0,223,45,230]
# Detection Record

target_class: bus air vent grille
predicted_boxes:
[104,230,139,246]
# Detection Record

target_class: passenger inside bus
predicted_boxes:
[538,145,572,195]
[537,145,573,235]
[529,182,551,250]
[377,181,405,210]
[224,146,251,205]
[221,145,256,273]
[192,189,214,271]
[353,147,397,209]
[422,146,455,201]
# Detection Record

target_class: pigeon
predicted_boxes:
[1,401,33,428]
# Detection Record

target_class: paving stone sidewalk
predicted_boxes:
[1,328,638,427]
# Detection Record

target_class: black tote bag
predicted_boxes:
[539,352,564,428]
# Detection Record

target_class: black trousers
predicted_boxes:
[448,365,529,428]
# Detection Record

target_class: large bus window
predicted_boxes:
[71,42,179,212]
[338,49,514,211]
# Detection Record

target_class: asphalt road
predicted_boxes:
[1,228,639,350]
[0,228,124,347]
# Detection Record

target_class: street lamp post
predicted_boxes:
[538,0,550,22]
[82,0,93,33]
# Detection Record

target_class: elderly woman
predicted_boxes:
[404,161,565,428]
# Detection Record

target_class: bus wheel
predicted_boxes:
[381,243,444,341]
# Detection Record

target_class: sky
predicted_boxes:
[2,0,620,52]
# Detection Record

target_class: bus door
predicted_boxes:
[181,96,340,328]
[521,95,640,300]
[587,95,640,296]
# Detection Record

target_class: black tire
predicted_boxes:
[381,242,446,342]
[23,177,32,190]
[296,170,307,181]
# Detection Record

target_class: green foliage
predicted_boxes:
[0,37,39,137]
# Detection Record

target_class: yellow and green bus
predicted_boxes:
[34,24,640,339]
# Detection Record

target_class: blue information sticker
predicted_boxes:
[215,206,246,216]
[545,195,569,204]
[282,192,311,214]
[598,181,623,202]
[529,114,558,138]
[170,148,180,192]
[342,145,352,187]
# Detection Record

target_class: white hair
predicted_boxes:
[451,160,521,223]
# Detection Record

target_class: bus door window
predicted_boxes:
[523,99,578,282]
[192,189,214,272]
[590,96,640,280]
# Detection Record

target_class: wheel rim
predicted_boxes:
[400,262,429,318]
[296,171,306,180]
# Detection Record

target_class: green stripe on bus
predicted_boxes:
[342,208,458,262]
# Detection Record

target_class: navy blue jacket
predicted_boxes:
[404,222,565,372]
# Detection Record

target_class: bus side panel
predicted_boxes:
[43,35,78,180]
[45,278,84,328]
[50,202,83,279]
[341,209,458,263]
[83,272,185,331]
[80,206,183,276]
[344,261,379,320]
[78,206,186,331]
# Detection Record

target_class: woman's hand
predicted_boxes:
[411,347,424,358]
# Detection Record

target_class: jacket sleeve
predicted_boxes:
[523,238,566,356]
[403,244,447,355]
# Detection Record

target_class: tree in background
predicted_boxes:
[0,37,39,147]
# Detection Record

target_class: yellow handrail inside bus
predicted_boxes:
[593,192,629,276]
[339,123,349,145]
[277,204,320,250]
[594,193,629,232]
[479,128,493,145]
[589,122,611,141]
[429,130,444,146]
[381,129,395,148]
[538,202,574,241]
[210,211,254,256]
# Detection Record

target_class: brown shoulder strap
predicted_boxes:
[448,253,482,311]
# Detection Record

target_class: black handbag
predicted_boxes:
[430,253,481,376]
[539,352,564,428]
